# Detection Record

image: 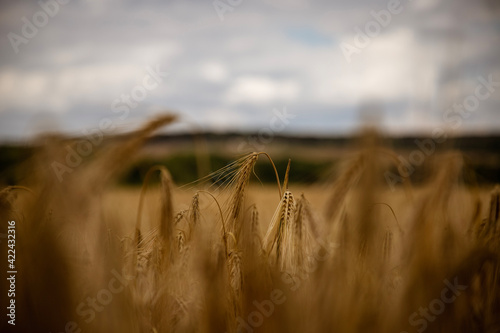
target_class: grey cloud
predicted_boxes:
[0,0,499,140]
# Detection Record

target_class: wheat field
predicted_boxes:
[1,115,499,333]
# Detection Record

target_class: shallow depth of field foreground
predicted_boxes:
[1,115,499,333]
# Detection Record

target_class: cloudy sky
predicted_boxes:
[0,0,499,140]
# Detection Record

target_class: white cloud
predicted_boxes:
[225,76,300,105]
[200,62,228,83]
[0,63,163,113]
[202,108,246,131]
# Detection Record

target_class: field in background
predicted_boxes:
[1,132,500,187]
[103,184,494,238]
